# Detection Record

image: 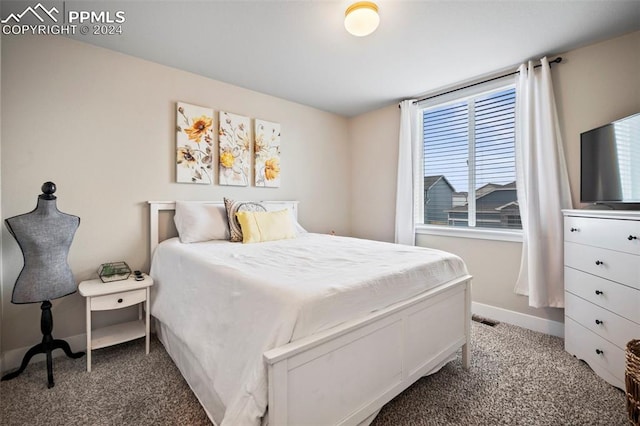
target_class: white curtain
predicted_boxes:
[514,57,573,308]
[395,100,419,245]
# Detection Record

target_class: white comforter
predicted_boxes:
[150,233,468,426]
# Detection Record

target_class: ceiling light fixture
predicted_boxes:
[344,1,379,37]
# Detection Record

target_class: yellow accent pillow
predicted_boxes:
[235,209,296,243]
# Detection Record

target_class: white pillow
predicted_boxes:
[174,202,229,243]
[294,221,307,234]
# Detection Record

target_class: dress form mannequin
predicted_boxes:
[6,183,79,303]
[1,182,84,388]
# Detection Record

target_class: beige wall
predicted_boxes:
[349,30,640,323]
[349,103,400,243]
[554,31,640,207]
[0,36,351,353]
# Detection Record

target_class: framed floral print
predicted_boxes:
[254,119,281,187]
[176,102,214,184]
[219,111,250,186]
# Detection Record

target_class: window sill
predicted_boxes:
[415,225,523,243]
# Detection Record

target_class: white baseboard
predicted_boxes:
[472,302,564,338]
[1,333,86,375]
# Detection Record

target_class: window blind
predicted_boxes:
[422,86,520,229]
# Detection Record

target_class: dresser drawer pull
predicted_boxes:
[570,227,579,232]
[595,260,604,266]
[629,235,638,241]
[595,290,603,295]
[595,319,603,325]
[117,298,123,303]
[595,349,604,355]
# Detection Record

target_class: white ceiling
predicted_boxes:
[7,1,640,116]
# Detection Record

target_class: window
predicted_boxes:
[419,84,521,231]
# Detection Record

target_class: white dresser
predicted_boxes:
[562,209,640,389]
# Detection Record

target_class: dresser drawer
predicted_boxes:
[565,292,639,349]
[564,242,640,290]
[565,267,640,323]
[90,289,146,311]
[565,317,625,388]
[564,216,640,255]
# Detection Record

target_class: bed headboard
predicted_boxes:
[147,200,299,255]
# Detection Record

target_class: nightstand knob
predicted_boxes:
[117,298,123,303]
[570,227,578,232]
[595,319,603,325]
[595,349,603,355]
[595,290,603,295]
[629,235,638,241]
[595,260,603,266]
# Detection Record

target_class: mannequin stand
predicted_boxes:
[1,301,85,388]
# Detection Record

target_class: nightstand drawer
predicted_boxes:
[565,292,639,349]
[90,289,146,311]
[565,267,640,323]
[564,216,640,255]
[564,242,640,289]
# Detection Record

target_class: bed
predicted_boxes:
[148,200,472,426]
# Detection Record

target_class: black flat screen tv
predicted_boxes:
[581,112,640,203]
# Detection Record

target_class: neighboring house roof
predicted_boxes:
[475,183,502,198]
[495,201,519,210]
[448,182,518,213]
[475,181,516,195]
[424,175,456,192]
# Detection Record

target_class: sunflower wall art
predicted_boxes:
[176,102,214,184]
[219,111,251,186]
[254,119,281,187]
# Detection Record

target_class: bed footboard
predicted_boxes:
[264,276,472,426]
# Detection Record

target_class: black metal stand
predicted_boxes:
[1,300,85,388]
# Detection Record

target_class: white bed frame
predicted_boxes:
[148,201,472,426]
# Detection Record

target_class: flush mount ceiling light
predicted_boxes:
[344,1,379,37]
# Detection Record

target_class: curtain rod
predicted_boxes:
[404,57,563,106]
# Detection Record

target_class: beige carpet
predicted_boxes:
[0,322,628,425]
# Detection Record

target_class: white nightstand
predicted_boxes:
[78,274,154,372]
